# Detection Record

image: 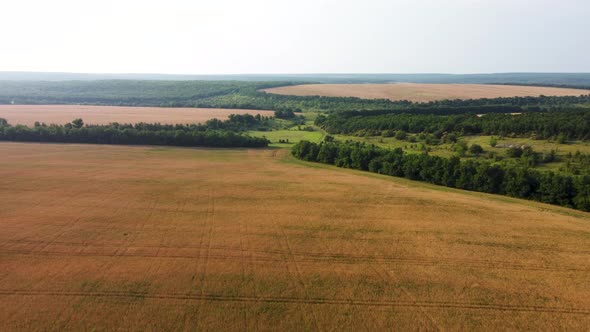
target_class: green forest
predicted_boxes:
[2,80,589,112]
[0,115,270,148]
[317,109,590,140]
[292,140,590,212]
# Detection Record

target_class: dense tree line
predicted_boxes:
[0,80,294,107]
[317,110,590,140]
[0,80,412,111]
[195,91,590,113]
[414,94,590,108]
[329,105,527,117]
[195,92,414,112]
[0,118,269,148]
[203,113,276,131]
[2,80,589,113]
[274,108,300,119]
[292,140,590,212]
[493,82,590,91]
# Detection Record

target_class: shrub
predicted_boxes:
[395,130,407,140]
[490,136,498,147]
[506,146,523,158]
[469,144,484,155]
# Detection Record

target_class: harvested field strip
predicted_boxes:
[263,83,590,102]
[1,290,589,315]
[0,105,275,126]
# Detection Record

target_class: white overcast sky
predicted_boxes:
[1,0,589,74]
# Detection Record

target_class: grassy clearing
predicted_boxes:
[248,128,324,147]
[334,134,457,156]
[1,142,589,330]
[335,133,590,169]
[465,135,590,154]
[247,111,325,147]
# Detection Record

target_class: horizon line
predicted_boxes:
[2,70,590,76]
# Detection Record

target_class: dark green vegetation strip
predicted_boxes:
[0,115,271,148]
[0,80,291,107]
[1,80,589,112]
[317,109,590,140]
[292,140,590,212]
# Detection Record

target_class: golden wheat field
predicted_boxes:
[0,105,275,126]
[263,83,590,102]
[1,142,590,330]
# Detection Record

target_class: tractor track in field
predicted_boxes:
[194,189,216,331]
[0,289,589,315]
[1,245,588,273]
[6,235,588,255]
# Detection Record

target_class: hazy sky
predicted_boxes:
[1,0,589,74]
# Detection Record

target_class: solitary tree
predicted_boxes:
[71,118,84,129]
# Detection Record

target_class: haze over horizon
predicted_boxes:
[4,71,590,76]
[2,0,589,75]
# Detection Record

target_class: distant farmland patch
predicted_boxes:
[263,83,590,102]
[0,105,275,126]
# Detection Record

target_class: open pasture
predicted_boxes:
[263,83,590,102]
[0,105,275,126]
[1,143,589,330]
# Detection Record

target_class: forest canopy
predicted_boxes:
[0,117,270,148]
[292,140,590,212]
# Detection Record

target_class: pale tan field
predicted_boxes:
[0,105,275,126]
[263,83,590,102]
[1,142,589,330]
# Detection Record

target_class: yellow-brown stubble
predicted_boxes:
[0,105,275,126]
[0,142,589,330]
[264,83,590,102]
